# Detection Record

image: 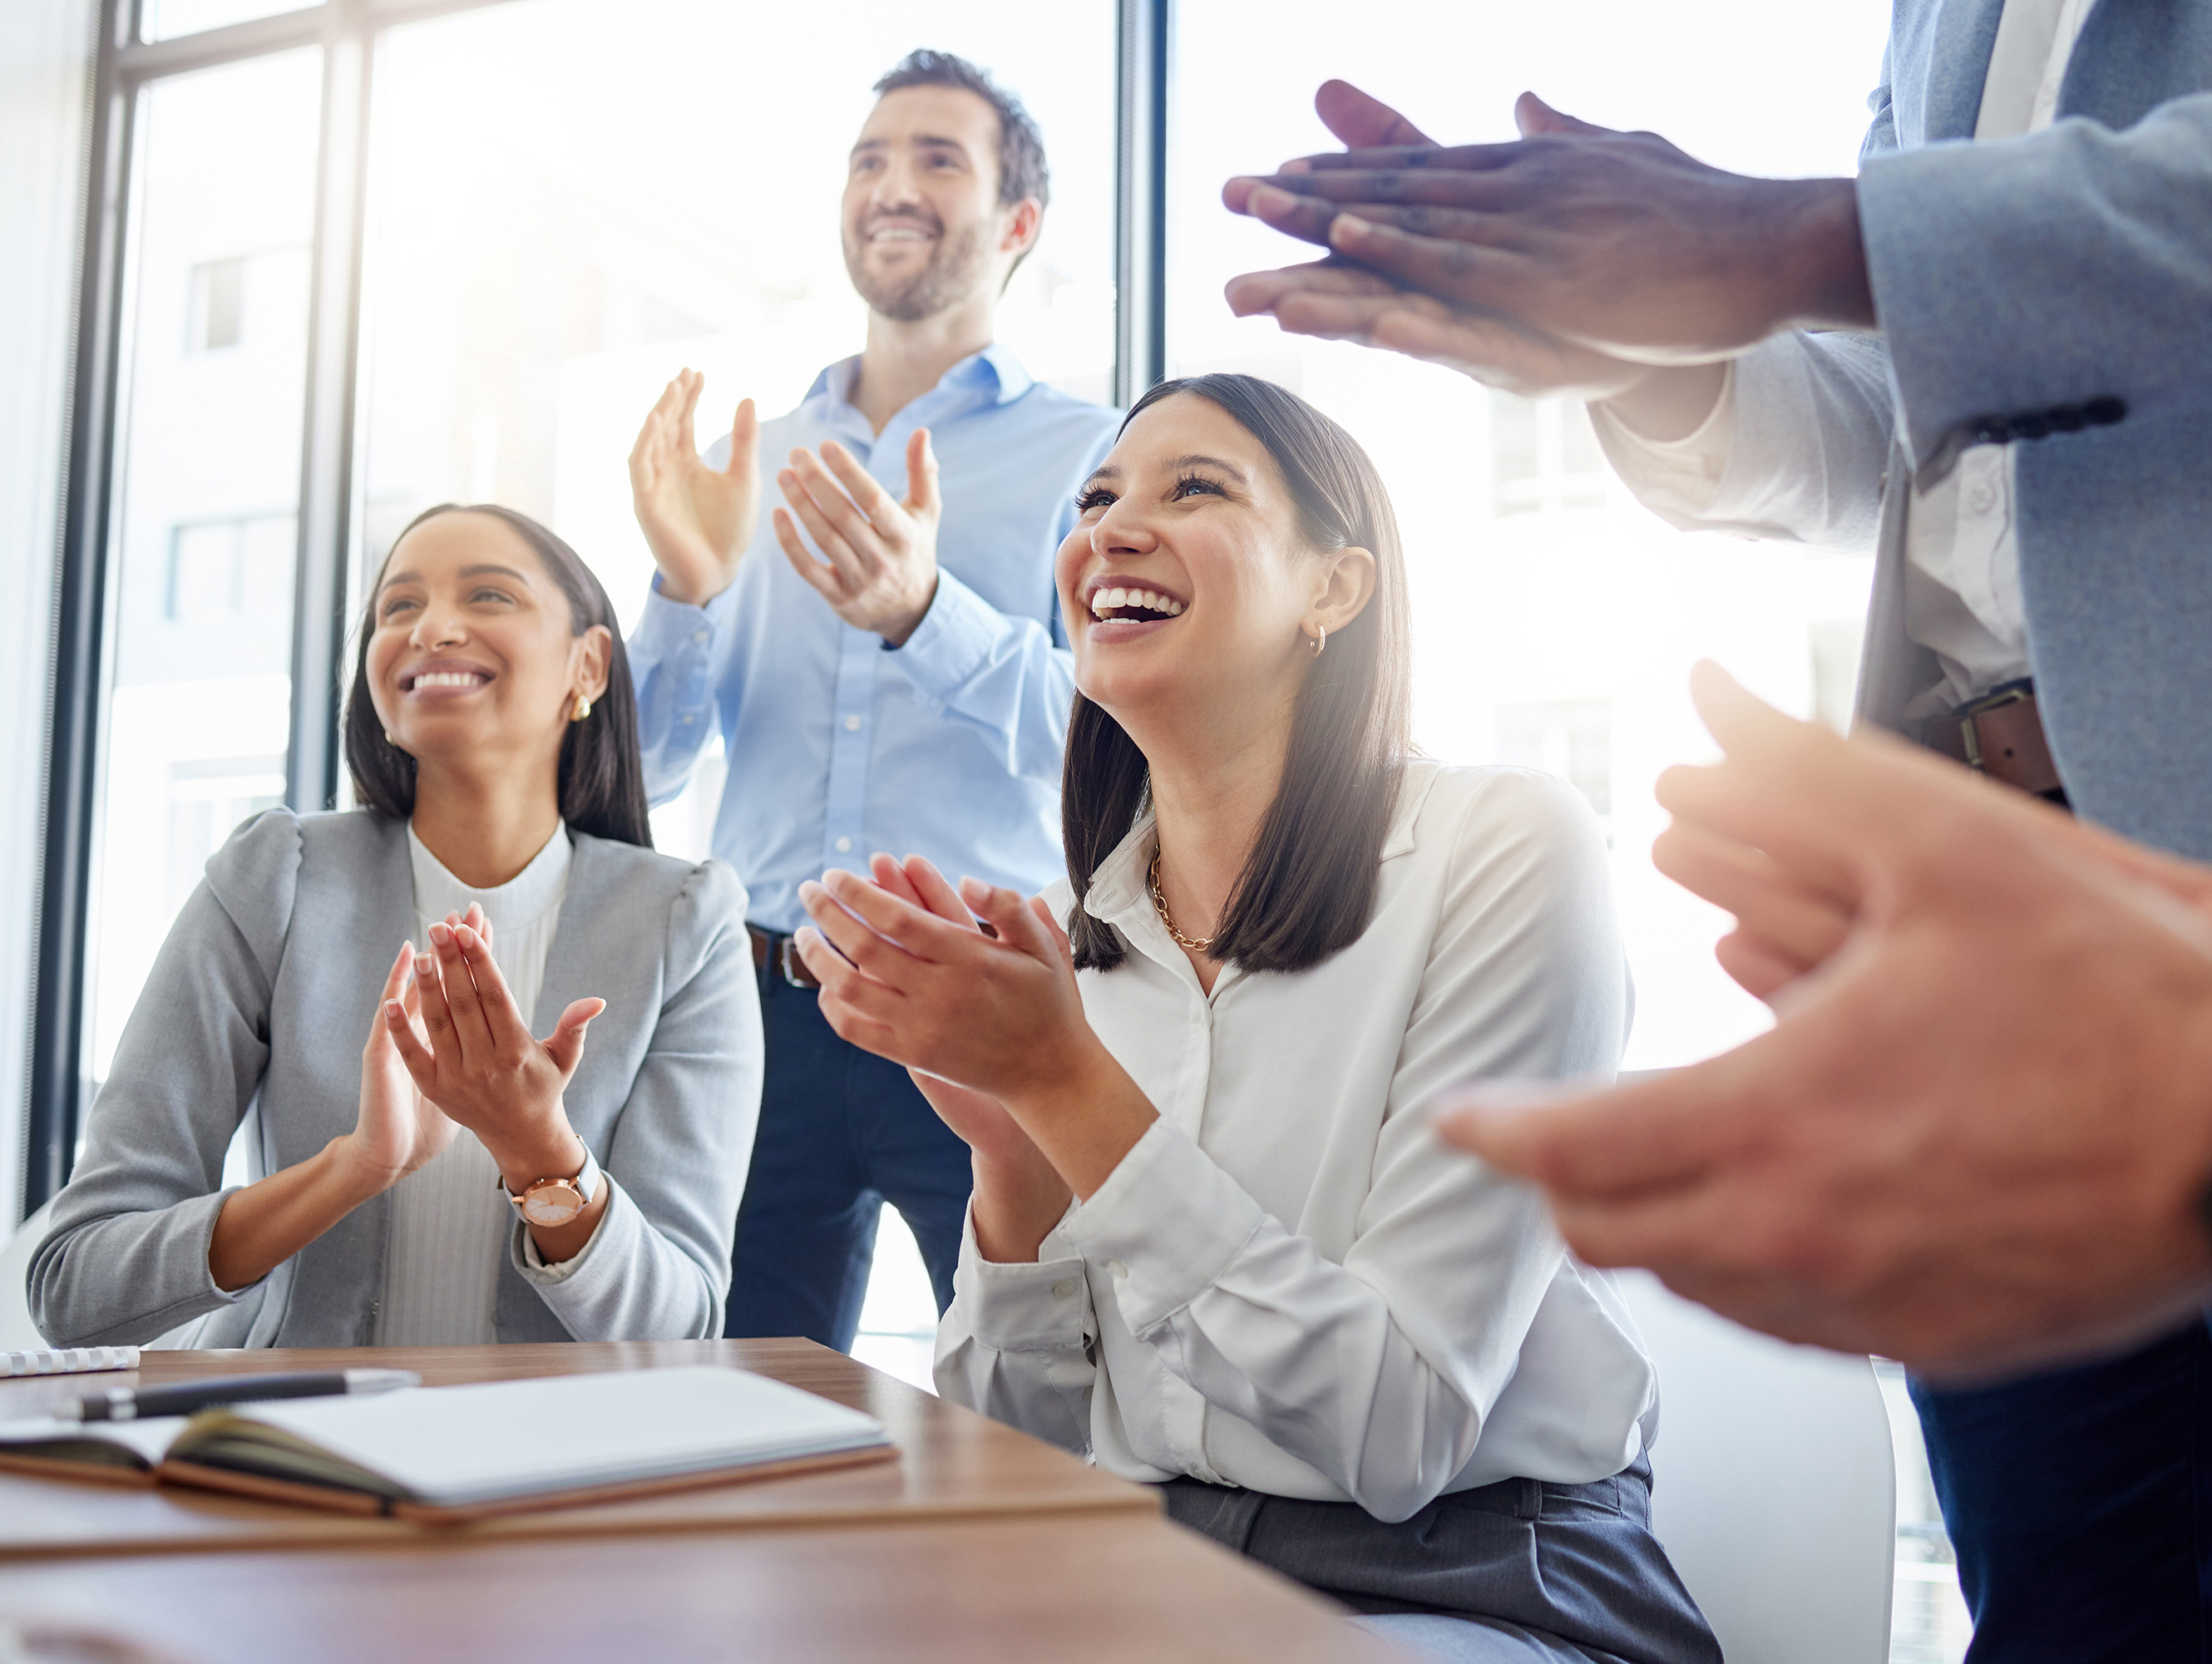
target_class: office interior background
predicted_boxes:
[0,1,1967,1657]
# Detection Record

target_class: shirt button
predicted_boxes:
[692,630,708,644]
[1050,1279,1076,1300]
[844,714,863,732]
[680,713,695,724]
[1107,1260,1128,1281]
[1968,482,1997,514]
[834,836,853,853]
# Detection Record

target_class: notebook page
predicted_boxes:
[185,1367,888,1506]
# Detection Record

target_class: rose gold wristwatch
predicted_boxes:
[503,1148,602,1227]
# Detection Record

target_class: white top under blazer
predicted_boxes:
[934,761,1654,1525]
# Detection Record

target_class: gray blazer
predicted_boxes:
[30,809,763,1348]
[1594,0,2212,859]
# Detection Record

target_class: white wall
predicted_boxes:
[0,0,97,1229]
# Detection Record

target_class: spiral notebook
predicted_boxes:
[0,1366,894,1522]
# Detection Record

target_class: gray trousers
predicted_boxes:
[1154,1458,1719,1664]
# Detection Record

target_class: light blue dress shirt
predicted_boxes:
[629,345,1120,933]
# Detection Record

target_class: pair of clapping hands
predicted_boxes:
[344,906,603,1193]
[1441,665,2212,1376]
[1221,81,1869,399]
[789,855,1152,1260]
[629,371,944,648]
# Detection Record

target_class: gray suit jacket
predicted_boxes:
[1596,0,2212,858]
[30,810,763,1348]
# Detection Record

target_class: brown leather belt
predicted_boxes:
[748,925,821,990]
[1917,679,2066,800]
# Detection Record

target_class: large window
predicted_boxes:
[42,0,1123,1409]
[1168,0,1889,1070]
[84,48,319,1091]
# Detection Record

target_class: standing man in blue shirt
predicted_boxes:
[625,50,1118,1350]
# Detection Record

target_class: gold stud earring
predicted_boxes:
[570,693,592,722]
[1309,626,1326,658]
[383,728,397,746]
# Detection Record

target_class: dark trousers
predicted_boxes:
[723,941,973,1350]
[1911,1318,2212,1662]
[1156,1457,1718,1664]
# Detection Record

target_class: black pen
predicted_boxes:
[63,1368,422,1423]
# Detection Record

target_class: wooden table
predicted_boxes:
[0,1344,1400,1662]
[0,1341,1152,1558]
[0,1514,1394,1663]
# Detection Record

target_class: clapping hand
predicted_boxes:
[630,369,761,607]
[347,905,501,1188]
[1433,665,2212,1374]
[793,854,1143,1260]
[1225,83,1661,400]
[1227,80,1872,367]
[380,914,605,1192]
[773,429,943,646]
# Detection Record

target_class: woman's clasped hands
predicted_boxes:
[343,903,607,1202]
[793,856,1158,1262]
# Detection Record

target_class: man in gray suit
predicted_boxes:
[1219,1,2212,1655]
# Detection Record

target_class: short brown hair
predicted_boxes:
[1064,377,1413,975]
[872,49,1049,210]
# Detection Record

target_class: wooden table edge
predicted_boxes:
[0,1484,1163,1563]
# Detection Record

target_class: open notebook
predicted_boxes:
[0,1366,894,1522]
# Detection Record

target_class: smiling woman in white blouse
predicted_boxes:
[33,505,760,1350]
[792,375,1719,1663]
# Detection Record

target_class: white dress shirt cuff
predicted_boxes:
[884,568,1008,712]
[1585,363,1737,522]
[950,1203,1094,1351]
[1066,1118,1265,1336]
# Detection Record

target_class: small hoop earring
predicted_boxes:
[1309,626,1326,658]
[570,693,592,722]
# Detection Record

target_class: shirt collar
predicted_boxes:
[407,821,573,934]
[802,342,1034,418]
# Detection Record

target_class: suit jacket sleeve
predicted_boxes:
[28,811,300,1346]
[508,857,760,1341]
[1859,91,2212,476]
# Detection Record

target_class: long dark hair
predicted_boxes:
[1065,375,1412,974]
[343,503,654,848]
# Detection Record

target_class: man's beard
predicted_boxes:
[844,214,991,323]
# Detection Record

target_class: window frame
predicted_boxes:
[26,0,1173,1214]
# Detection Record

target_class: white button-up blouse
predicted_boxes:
[933,761,1655,1525]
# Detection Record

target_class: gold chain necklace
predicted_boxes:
[1148,850,1215,952]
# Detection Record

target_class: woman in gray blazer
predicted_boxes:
[32,504,762,1349]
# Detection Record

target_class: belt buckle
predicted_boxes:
[1953,680,2032,772]
[778,935,813,990]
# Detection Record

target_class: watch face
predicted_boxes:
[520,1181,585,1227]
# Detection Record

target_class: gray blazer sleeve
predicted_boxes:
[507,857,758,1341]
[1859,93,2212,476]
[28,811,301,1346]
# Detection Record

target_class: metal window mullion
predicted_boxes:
[27,0,136,1215]
[1114,0,1169,407]
[287,15,373,814]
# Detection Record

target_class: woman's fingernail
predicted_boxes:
[428,922,450,946]
[1331,214,1375,246]
[416,954,435,976]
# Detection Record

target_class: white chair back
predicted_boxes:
[0,1202,56,1351]
[1619,1268,1895,1664]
